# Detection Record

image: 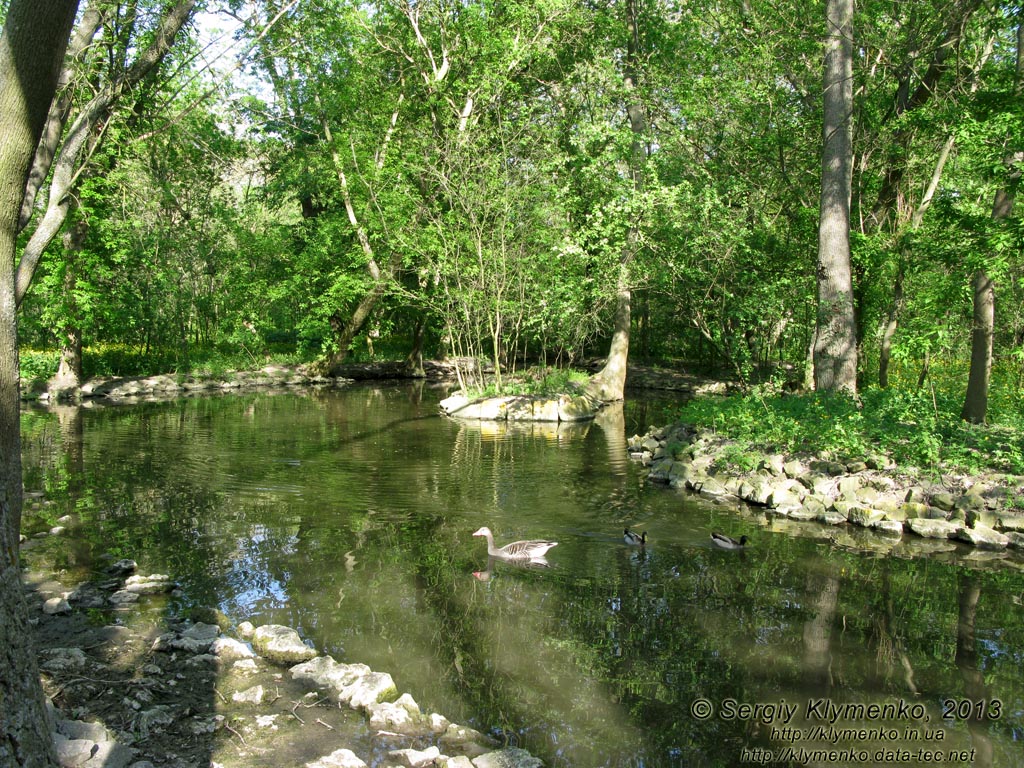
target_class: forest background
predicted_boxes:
[1,2,1023,762]
[8,0,1020,409]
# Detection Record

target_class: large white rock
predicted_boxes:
[339,670,398,709]
[305,748,368,768]
[290,656,372,696]
[252,624,317,664]
[472,748,544,768]
[954,524,1009,550]
[907,518,962,539]
[387,746,441,768]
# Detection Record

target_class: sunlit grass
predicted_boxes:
[665,361,1024,476]
[464,366,591,399]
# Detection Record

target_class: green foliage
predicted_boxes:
[710,441,760,473]
[19,350,59,387]
[18,344,309,381]
[670,369,1024,475]
[12,0,1023,461]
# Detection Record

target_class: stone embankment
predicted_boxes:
[629,422,1024,555]
[25,549,544,768]
[29,365,346,403]
[28,358,475,403]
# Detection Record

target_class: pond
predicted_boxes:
[19,382,1024,767]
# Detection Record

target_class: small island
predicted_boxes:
[439,390,602,422]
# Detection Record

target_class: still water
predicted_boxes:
[20,382,1024,767]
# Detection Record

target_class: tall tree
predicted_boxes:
[588,0,646,402]
[0,4,79,764]
[961,13,1022,423]
[813,0,857,393]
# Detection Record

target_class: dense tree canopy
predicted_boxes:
[9,0,1023,405]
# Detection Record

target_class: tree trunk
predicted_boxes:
[48,217,87,398]
[589,0,645,402]
[878,260,904,389]
[0,4,80,765]
[17,0,104,231]
[588,266,632,402]
[314,91,399,374]
[324,281,388,375]
[405,314,426,377]
[813,0,857,394]
[960,270,995,423]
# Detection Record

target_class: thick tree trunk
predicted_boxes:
[813,0,857,394]
[0,4,80,765]
[588,268,632,402]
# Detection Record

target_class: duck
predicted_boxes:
[473,526,558,561]
[711,532,748,550]
[623,528,647,546]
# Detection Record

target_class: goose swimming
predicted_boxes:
[473,526,558,560]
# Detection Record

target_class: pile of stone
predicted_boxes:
[33,365,345,403]
[629,422,1024,553]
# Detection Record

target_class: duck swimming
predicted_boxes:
[711,532,748,550]
[624,528,647,546]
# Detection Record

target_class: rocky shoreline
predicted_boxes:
[23,549,543,768]
[628,422,1024,559]
[23,360,480,403]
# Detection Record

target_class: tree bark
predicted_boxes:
[960,275,996,423]
[813,0,857,394]
[0,4,80,765]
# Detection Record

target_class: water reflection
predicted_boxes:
[472,556,553,581]
[19,384,1024,768]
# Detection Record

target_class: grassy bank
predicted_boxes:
[664,370,1024,478]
